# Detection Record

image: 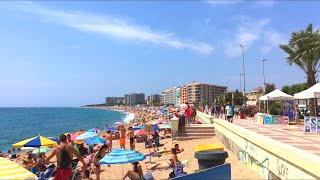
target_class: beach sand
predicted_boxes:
[95,135,263,180]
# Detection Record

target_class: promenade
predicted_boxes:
[234,118,320,157]
[197,111,320,179]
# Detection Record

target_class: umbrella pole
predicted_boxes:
[148,135,151,163]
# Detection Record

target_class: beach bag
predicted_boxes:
[143,171,155,180]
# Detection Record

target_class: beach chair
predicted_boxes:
[38,167,55,180]
[71,159,82,180]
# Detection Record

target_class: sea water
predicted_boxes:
[0,107,127,153]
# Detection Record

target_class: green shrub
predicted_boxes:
[268,102,281,115]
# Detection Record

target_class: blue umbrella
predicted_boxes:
[132,126,142,131]
[87,128,95,132]
[100,149,146,175]
[85,137,106,145]
[75,132,98,141]
[100,149,146,164]
[153,125,159,132]
[107,127,117,131]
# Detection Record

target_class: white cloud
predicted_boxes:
[206,0,242,6]
[223,17,270,58]
[9,2,214,55]
[223,16,285,58]
[260,31,287,55]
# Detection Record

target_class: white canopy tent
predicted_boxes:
[294,83,320,99]
[294,83,320,116]
[259,89,294,113]
[259,89,294,101]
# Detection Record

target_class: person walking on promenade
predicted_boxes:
[225,102,235,123]
[234,105,239,119]
[105,130,113,152]
[184,102,191,126]
[221,105,225,119]
[119,125,127,149]
[126,127,135,150]
[46,134,86,180]
[294,105,300,123]
[215,104,221,119]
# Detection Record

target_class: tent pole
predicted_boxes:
[314,98,317,117]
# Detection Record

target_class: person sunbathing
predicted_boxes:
[121,162,143,180]
[147,148,179,170]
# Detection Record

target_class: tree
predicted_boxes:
[265,83,276,94]
[282,83,309,95]
[280,24,320,116]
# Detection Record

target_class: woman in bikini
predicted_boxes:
[91,144,108,180]
[148,148,179,170]
[121,162,143,180]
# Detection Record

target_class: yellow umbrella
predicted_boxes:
[0,157,37,179]
[12,135,58,148]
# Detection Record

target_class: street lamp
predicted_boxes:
[240,73,242,93]
[262,59,268,93]
[240,44,246,105]
[262,59,267,113]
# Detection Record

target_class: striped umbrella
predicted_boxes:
[0,157,37,179]
[75,132,98,141]
[12,135,58,148]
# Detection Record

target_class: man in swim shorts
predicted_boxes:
[46,134,86,180]
[119,125,127,149]
[126,127,135,150]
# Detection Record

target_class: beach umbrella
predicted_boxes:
[75,132,98,141]
[32,147,52,154]
[99,149,146,175]
[151,120,158,125]
[158,124,172,129]
[107,127,117,131]
[85,137,106,145]
[132,126,142,131]
[153,125,160,132]
[87,128,95,132]
[21,147,35,151]
[134,129,154,136]
[0,157,37,179]
[114,122,123,125]
[12,135,58,148]
[70,133,79,141]
[47,137,59,144]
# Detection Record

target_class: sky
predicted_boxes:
[0,1,320,107]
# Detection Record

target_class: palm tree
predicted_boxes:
[280,24,320,116]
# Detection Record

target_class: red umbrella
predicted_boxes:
[134,129,154,136]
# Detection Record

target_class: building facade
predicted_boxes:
[105,97,124,106]
[181,86,188,104]
[124,93,145,106]
[172,87,182,106]
[186,82,226,106]
[164,89,173,105]
[246,87,263,105]
[147,94,160,105]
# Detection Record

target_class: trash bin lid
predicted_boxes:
[195,144,224,152]
[194,150,228,160]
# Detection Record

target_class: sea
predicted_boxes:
[0,107,134,153]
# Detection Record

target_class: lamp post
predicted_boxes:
[263,59,267,113]
[240,44,246,105]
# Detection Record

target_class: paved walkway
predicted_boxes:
[232,118,320,157]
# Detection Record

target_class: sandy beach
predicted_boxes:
[94,134,263,180]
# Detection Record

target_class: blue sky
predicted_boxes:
[0,1,319,107]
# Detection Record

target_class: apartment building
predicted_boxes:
[124,93,145,106]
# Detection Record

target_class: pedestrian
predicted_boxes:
[225,102,235,123]
[46,134,86,180]
[91,145,108,180]
[67,134,74,147]
[221,105,225,119]
[126,127,135,150]
[184,102,191,126]
[105,130,113,152]
[295,105,300,123]
[234,105,239,119]
[215,104,221,119]
[119,125,127,149]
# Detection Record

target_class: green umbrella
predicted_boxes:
[32,147,52,154]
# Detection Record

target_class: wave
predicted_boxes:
[122,112,135,123]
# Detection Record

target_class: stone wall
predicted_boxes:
[197,111,320,180]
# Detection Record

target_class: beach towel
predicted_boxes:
[143,171,155,180]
